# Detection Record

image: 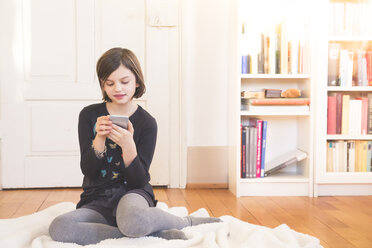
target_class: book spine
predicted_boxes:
[256,120,263,178]
[367,141,372,172]
[328,43,341,86]
[275,24,281,74]
[250,98,310,105]
[342,95,350,135]
[361,141,368,172]
[336,93,343,134]
[242,55,248,74]
[241,126,246,178]
[260,121,268,178]
[367,51,372,86]
[327,96,337,134]
[250,127,257,178]
[245,126,250,178]
[368,94,372,134]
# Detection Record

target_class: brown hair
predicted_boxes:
[96,47,145,102]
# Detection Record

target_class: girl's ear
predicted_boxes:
[136,83,139,88]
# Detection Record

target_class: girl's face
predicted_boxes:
[103,64,138,105]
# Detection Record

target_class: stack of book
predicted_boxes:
[327,93,372,135]
[327,140,372,172]
[328,43,372,87]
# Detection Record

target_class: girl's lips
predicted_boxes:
[114,94,126,99]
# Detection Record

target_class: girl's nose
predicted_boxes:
[114,82,122,91]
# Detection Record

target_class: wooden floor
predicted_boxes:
[0,188,371,248]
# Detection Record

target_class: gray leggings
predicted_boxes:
[49,193,189,245]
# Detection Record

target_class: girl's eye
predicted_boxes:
[106,83,114,87]
[121,81,129,84]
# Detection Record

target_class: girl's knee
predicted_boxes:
[49,215,72,242]
[117,210,151,238]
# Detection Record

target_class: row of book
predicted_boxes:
[327,93,372,135]
[328,43,372,87]
[241,119,267,178]
[329,1,372,37]
[241,21,309,75]
[327,140,372,172]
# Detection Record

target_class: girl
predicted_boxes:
[49,47,220,245]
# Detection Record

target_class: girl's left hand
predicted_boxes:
[107,121,137,166]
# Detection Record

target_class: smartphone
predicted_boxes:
[109,115,129,129]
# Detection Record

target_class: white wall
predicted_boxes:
[182,0,230,147]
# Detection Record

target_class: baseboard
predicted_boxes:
[186,183,228,189]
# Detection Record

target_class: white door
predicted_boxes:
[0,0,180,188]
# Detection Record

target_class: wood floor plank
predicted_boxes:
[239,197,282,228]
[0,188,371,247]
[270,196,354,248]
[211,189,261,225]
[195,189,233,217]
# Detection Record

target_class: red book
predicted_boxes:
[356,97,368,135]
[250,98,310,105]
[256,120,263,178]
[335,93,343,134]
[327,96,337,134]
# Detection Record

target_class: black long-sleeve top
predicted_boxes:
[76,103,157,208]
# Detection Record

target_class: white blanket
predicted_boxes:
[0,202,322,248]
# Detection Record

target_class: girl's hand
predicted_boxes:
[108,121,137,166]
[95,115,112,138]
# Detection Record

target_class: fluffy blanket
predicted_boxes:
[0,202,322,248]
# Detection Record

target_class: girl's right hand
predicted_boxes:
[95,115,112,138]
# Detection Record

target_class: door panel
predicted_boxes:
[0,0,179,188]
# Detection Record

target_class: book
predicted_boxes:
[256,120,263,177]
[341,94,350,135]
[328,43,341,86]
[335,93,343,134]
[245,104,310,112]
[250,126,257,178]
[260,120,268,178]
[368,94,372,134]
[264,89,282,98]
[264,149,307,176]
[327,96,337,134]
[249,98,310,105]
[348,141,355,172]
[367,141,372,172]
[327,142,334,172]
[241,126,246,178]
[241,91,265,99]
[275,23,281,74]
[244,126,250,178]
[355,97,368,135]
[242,55,248,74]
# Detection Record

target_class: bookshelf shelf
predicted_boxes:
[326,135,372,140]
[241,110,310,116]
[327,86,372,92]
[241,74,310,79]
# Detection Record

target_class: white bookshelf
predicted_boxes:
[314,0,372,196]
[228,0,315,197]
